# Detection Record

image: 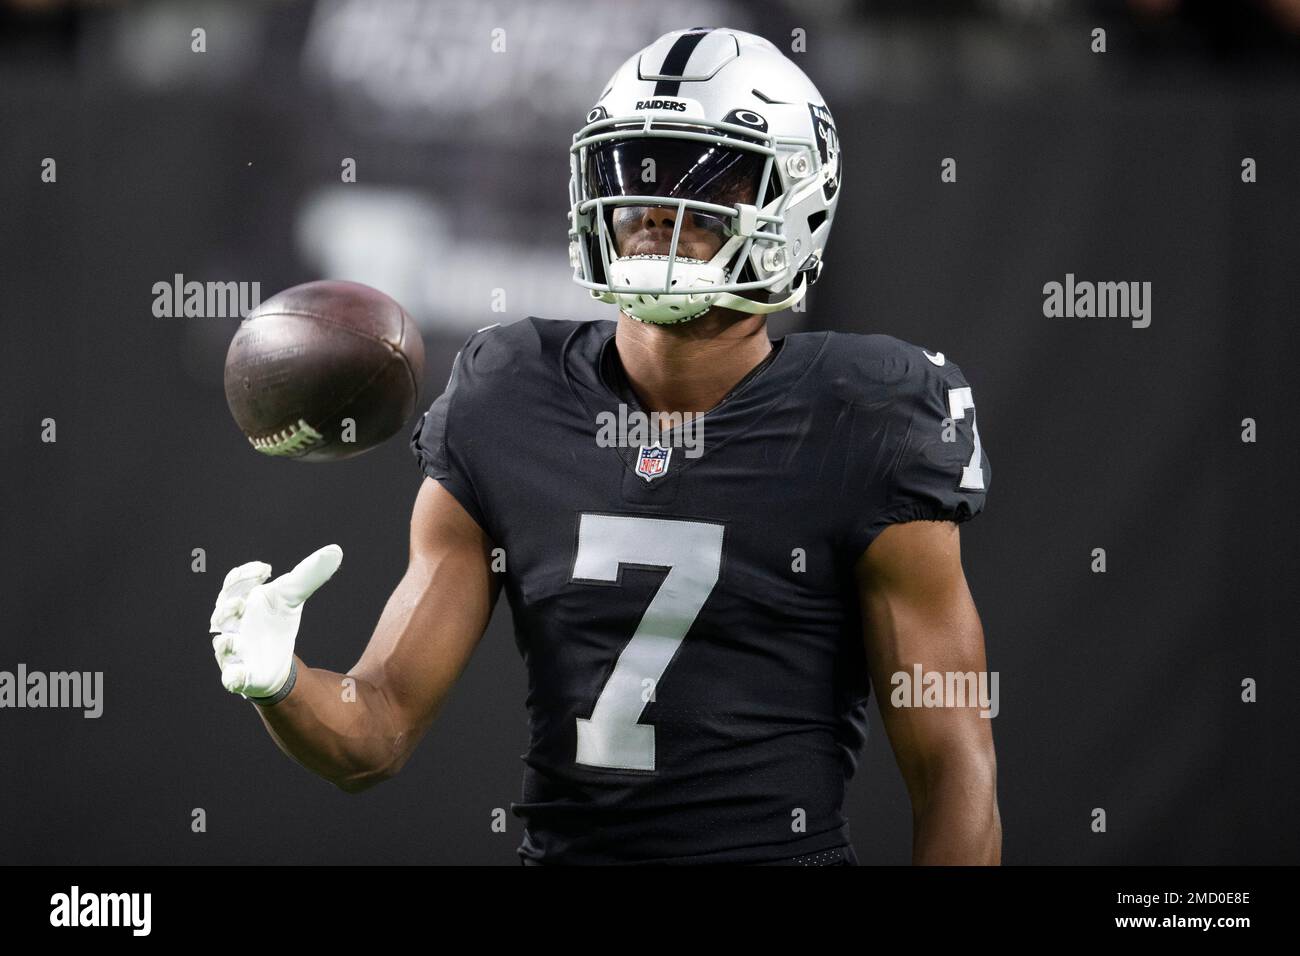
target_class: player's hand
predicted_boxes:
[209,545,343,700]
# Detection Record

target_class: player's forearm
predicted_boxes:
[909,753,1001,865]
[251,656,408,792]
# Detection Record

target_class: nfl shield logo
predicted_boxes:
[635,444,672,482]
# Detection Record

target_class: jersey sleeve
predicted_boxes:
[409,332,489,531]
[845,341,990,556]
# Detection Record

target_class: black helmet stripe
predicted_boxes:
[652,27,713,96]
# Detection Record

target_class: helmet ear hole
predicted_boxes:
[800,256,824,288]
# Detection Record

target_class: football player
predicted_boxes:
[210,27,1000,865]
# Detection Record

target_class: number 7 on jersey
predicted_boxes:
[571,514,724,771]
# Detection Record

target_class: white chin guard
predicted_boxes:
[604,255,726,324]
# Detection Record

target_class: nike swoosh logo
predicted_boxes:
[923,350,945,366]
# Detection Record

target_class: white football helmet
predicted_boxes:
[568,27,842,324]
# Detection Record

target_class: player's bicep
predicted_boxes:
[349,478,499,742]
[855,521,993,790]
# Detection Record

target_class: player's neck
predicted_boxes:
[614,308,772,416]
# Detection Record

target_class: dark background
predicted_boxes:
[2,0,1297,865]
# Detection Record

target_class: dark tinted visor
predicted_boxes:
[584,137,764,209]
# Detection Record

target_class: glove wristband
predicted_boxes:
[248,658,298,707]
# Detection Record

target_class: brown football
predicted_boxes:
[223,280,425,462]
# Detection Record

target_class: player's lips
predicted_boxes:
[623,232,718,260]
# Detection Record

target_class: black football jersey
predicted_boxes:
[410,317,989,864]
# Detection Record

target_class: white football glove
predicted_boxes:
[209,545,343,700]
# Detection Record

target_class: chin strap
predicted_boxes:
[712,278,808,315]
